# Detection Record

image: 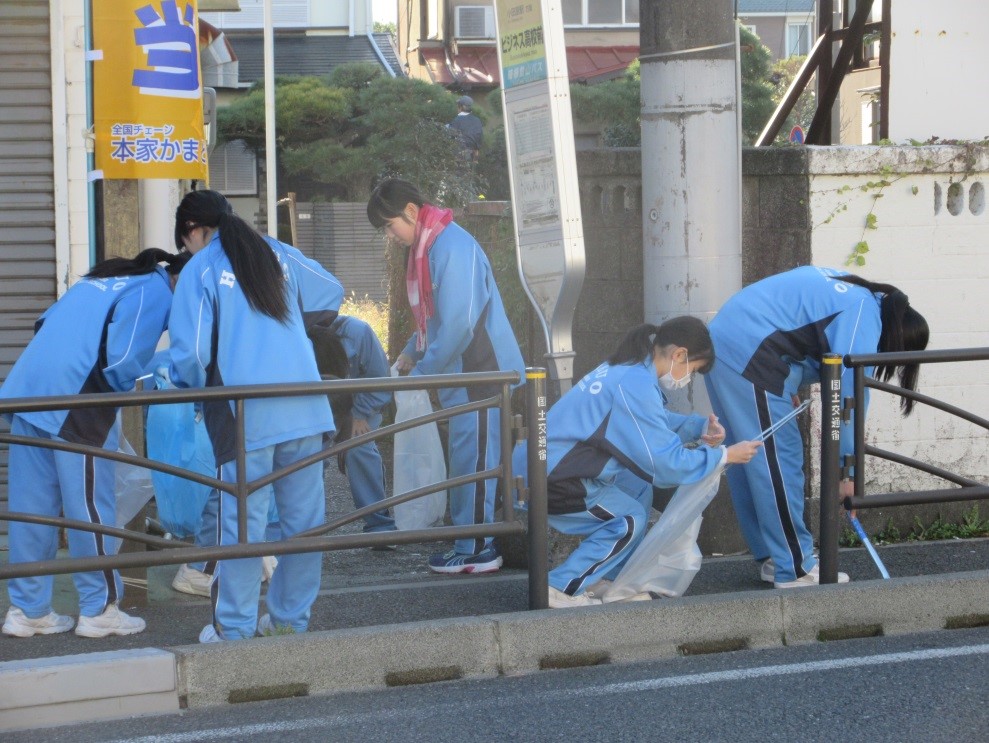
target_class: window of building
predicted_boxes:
[786,22,811,56]
[208,140,257,196]
[860,98,880,144]
[200,0,309,29]
[562,0,639,26]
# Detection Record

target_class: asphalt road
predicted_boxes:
[8,627,988,742]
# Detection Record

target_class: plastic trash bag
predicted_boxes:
[601,467,723,602]
[391,364,447,530]
[145,373,215,538]
[114,434,156,527]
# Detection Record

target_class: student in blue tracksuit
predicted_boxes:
[513,319,762,608]
[367,178,525,574]
[308,316,397,538]
[169,190,343,642]
[705,266,929,588]
[1,248,190,639]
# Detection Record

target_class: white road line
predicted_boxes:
[110,643,989,743]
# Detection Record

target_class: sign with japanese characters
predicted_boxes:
[494,1,585,392]
[495,2,547,89]
[92,0,208,180]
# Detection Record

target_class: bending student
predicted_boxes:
[705,266,929,588]
[2,248,189,639]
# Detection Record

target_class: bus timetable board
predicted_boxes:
[493,1,585,390]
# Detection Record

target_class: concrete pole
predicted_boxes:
[640,1,741,330]
[139,180,182,254]
[263,0,277,237]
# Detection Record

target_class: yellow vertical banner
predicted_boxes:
[92,0,208,180]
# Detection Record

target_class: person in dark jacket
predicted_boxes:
[448,95,483,162]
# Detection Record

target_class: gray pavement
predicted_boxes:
[0,464,987,730]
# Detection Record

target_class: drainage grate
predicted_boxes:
[539,651,611,670]
[228,683,309,704]
[677,638,750,656]
[945,613,989,630]
[817,624,884,642]
[385,665,464,687]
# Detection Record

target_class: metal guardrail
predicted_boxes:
[0,368,550,610]
[819,347,989,581]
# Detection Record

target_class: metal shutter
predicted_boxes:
[208,140,258,195]
[294,203,388,304]
[0,0,57,521]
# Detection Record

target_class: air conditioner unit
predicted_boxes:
[455,6,495,39]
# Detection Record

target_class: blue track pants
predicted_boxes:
[7,416,123,617]
[704,362,816,583]
[211,434,325,639]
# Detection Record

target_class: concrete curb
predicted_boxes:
[171,570,988,709]
[2,570,986,728]
[0,648,177,732]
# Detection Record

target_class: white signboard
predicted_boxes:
[494,0,585,389]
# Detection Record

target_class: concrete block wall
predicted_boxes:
[802,145,989,532]
[573,148,645,380]
[573,143,989,546]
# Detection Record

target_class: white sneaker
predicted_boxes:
[760,558,776,583]
[261,555,278,582]
[774,563,850,589]
[199,624,224,643]
[548,586,603,609]
[257,613,296,636]
[75,604,146,638]
[2,607,75,637]
[172,564,214,597]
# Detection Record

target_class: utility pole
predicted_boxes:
[639,0,741,332]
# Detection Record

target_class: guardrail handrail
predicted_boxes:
[818,347,989,581]
[0,368,551,611]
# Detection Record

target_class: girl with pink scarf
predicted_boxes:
[368,179,525,573]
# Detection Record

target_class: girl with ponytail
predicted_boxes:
[512,317,762,609]
[2,247,191,640]
[168,189,345,642]
[705,266,930,589]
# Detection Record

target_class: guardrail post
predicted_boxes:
[526,368,549,610]
[819,354,843,583]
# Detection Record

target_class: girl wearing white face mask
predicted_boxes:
[512,318,762,609]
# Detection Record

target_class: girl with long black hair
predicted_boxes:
[169,189,344,642]
[2,248,189,639]
[705,266,930,588]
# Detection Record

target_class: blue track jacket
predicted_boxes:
[543,359,724,514]
[402,222,524,396]
[331,315,391,421]
[709,265,882,464]
[168,232,343,463]
[0,267,174,448]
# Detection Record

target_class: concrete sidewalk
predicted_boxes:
[0,534,986,731]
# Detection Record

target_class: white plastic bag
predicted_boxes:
[115,434,156,527]
[391,364,447,530]
[601,467,723,601]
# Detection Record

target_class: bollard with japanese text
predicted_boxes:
[818,354,843,583]
[526,367,549,609]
